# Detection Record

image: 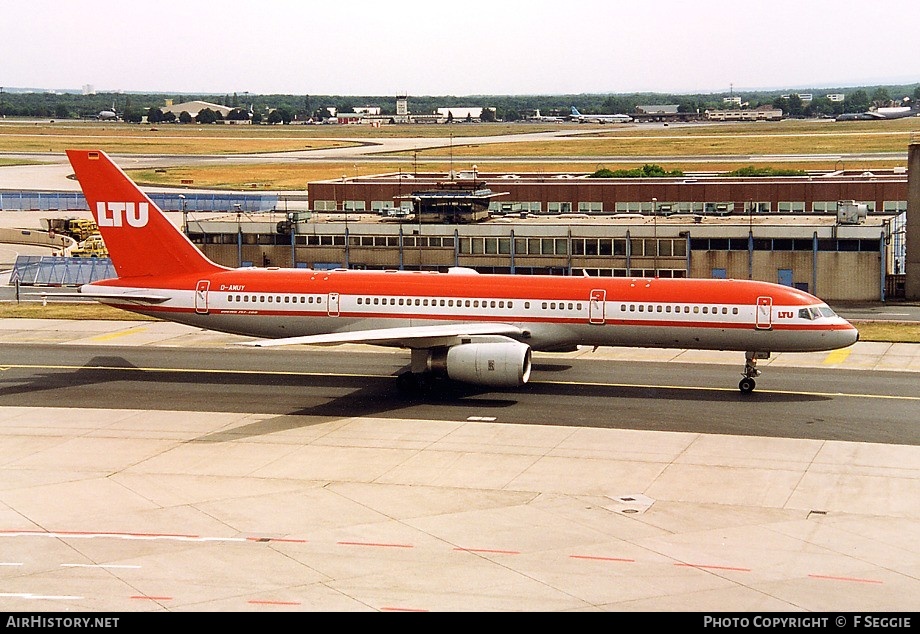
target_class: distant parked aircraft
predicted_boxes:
[569,106,632,124]
[836,106,917,121]
[529,109,566,122]
[96,103,118,121]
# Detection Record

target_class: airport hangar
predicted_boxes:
[185,152,918,304]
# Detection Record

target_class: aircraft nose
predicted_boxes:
[843,320,860,346]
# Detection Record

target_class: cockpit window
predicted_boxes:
[798,308,814,320]
[818,306,837,318]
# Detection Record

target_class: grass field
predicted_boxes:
[0,301,916,343]
[2,118,917,189]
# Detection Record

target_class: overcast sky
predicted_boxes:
[3,0,918,97]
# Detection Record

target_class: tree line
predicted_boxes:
[0,84,917,122]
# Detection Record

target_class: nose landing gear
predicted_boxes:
[740,351,770,394]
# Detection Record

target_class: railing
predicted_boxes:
[0,191,278,213]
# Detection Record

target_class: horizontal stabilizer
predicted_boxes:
[33,291,171,305]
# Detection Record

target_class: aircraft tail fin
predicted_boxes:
[66,149,225,280]
[571,106,581,116]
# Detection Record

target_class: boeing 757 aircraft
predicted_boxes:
[64,150,857,393]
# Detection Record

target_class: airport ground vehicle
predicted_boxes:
[43,217,99,242]
[69,233,108,258]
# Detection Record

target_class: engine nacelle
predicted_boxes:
[436,341,532,387]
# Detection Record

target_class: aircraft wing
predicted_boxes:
[33,291,171,305]
[241,322,525,349]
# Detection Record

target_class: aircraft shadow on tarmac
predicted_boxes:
[0,356,833,443]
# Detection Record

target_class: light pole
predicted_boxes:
[651,197,658,277]
[342,174,349,269]
[179,194,187,236]
[234,203,242,266]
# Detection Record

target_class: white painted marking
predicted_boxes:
[61,563,141,569]
[0,592,83,600]
[466,416,497,422]
[0,531,246,543]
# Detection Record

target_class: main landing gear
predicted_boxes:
[739,351,770,394]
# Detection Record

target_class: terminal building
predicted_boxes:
[184,165,913,302]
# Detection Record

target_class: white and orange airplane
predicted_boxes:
[64,149,858,393]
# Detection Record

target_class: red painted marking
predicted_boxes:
[380,607,429,612]
[453,548,520,555]
[809,574,883,584]
[246,537,308,543]
[674,563,751,572]
[248,600,301,605]
[569,554,635,563]
[337,541,413,549]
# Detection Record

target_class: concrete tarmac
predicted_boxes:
[0,318,918,612]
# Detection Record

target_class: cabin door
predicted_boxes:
[327,292,340,317]
[589,289,606,325]
[195,280,210,315]
[755,296,773,330]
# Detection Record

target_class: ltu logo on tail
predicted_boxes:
[97,202,149,227]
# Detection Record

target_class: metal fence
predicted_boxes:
[0,191,278,213]
[10,256,116,286]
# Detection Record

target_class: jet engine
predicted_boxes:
[427,341,532,387]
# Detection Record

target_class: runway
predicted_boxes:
[0,318,918,612]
